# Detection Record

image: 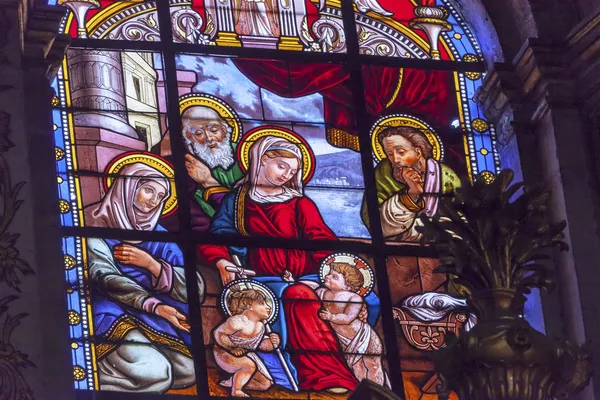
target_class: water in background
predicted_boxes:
[305,187,369,239]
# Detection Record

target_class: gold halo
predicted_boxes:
[179,93,242,143]
[237,126,315,183]
[320,253,375,297]
[370,114,443,162]
[104,153,177,216]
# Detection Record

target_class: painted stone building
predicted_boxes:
[0,0,599,399]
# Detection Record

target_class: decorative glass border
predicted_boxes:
[441,0,483,60]
[63,236,98,390]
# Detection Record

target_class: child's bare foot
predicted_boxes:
[219,377,232,387]
[326,387,349,394]
[232,389,250,397]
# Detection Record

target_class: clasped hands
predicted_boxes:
[319,305,368,323]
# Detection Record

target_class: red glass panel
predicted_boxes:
[352,0,481,62]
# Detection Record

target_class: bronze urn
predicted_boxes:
[417,170,592,400]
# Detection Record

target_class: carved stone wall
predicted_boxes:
[576,0,600,16]
[0,0,73,398]
[0,3,37,399]
[476,8,600,399]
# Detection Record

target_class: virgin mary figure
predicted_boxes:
[84,162,204,393]
[199,135,380,393]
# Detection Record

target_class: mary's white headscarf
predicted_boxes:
[238,135,304,203]
[85,163,170,231]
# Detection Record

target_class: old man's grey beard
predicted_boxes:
[184,133,235,170]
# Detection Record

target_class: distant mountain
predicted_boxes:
[311,150,364,188]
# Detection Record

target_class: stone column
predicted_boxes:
[277,0,304,51]
[67,48,137,137]
[477,22,600,398]
[205,0,241,47]
[67,48,145,204]
[155,68,197,158]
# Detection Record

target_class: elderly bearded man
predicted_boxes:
[161,106,244,231]
[360,126,461,242]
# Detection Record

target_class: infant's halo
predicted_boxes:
[221,279,279,325]
[320,253,375,297]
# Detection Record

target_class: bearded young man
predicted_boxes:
[360,126,461,242]
[161,106,244,231]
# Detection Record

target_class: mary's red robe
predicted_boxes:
[199,186,358,391]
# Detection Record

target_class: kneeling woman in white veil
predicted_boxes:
[84,162,204,393]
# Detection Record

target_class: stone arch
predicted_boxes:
[457,0,538,63]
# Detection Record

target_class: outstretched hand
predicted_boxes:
[155,304,190,333]
[216,259,237,285]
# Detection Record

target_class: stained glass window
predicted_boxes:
[352,0,481,60]
[51,0,499,398]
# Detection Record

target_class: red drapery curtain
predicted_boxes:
[361,65,456,125]
[233,59,457,142]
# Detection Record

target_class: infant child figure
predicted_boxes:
[284,262,388,387]
[213,288,281,397]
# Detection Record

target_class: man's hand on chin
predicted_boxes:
[401,167,424,201]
